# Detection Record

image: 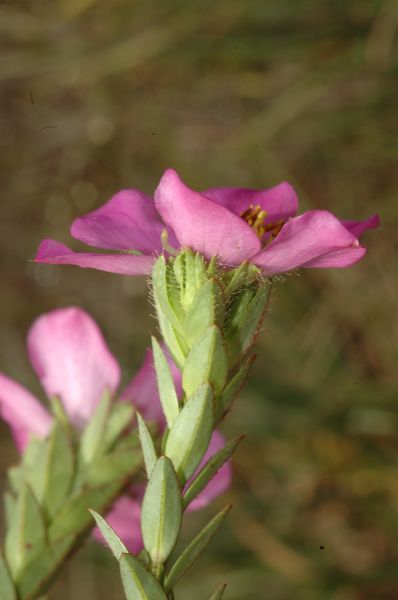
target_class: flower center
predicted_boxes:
[240,204,286,242]
[240,204,268,238]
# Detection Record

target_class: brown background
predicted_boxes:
[1,1,397,598]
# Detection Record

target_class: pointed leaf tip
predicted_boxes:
[137,413,157,478]
[183,435,243,509]
[165,505,232,591]
[89,510,128,560]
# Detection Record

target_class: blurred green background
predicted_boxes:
[0,1,397,598]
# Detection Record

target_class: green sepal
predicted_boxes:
[89,510,128,560]
[165,384,214,484]
[5,483,46,578]
[209,583,227,599]
[173,250,208,312]
[222,261,260,297]
[152,336,180,428]
[182,325,228,398]
[48,481,120,542]
[17,536,75,600]
[224,283,271,368]
[164,505,231,592]
[154,305,187,369]
[137,413,157,478]
[119,554,168,600]
[79,391,112,464]
[222,261,249,295]
[215,355,255,422]
[172,250,186,293]
[141,457,182,565]
[0,552,17,600]
[184,279,224,348]
[182,435,243,510]
[152,256,184,332]
[102,403,135,452]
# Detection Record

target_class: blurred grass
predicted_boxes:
[0,0,397,598]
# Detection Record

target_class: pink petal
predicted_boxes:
[155,169,261,264]
[71,189,165,254]
[186,431,232,512]
[27,307,120,427]
[0,374,52,451]
[35,239,155,275]
[93,496,143,554]
[121,347,182,432]
[341,213,380,238]
[204,181,298,223]
[253,210,368,275]
[299,245,366,268]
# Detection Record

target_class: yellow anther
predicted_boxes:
[240,204,268,239]
[240,203,287,242]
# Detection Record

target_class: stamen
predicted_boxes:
[240,204,268,239]
[240,203,286,242]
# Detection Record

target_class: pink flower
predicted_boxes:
[35,169,379,276]
[0,307,120,450]
[0,307,232,552]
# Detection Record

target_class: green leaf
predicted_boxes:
[182,325,228,397]
[224,283,271,368]
[215,355,255,422]
[184,279,223,348]
[165,505,231,591]
[85,444,141,486]
[5,483,46,578]
[182,435,243,510]
[80,392,112,464]
[119,554,167,600]
[0,552,17,600]
[165,384,214,484]
[141,457,182,565]
[89,510,128,560]
[103,402,135,452]
[4,492,16,530]
[209,583,227,599]
[152,336,180,428]
[17,536,74,600]
[48,481,120,541]
[7,466,25,495]
[41,424,75,519]
[21,438,48,498]
[137,413,157,478]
